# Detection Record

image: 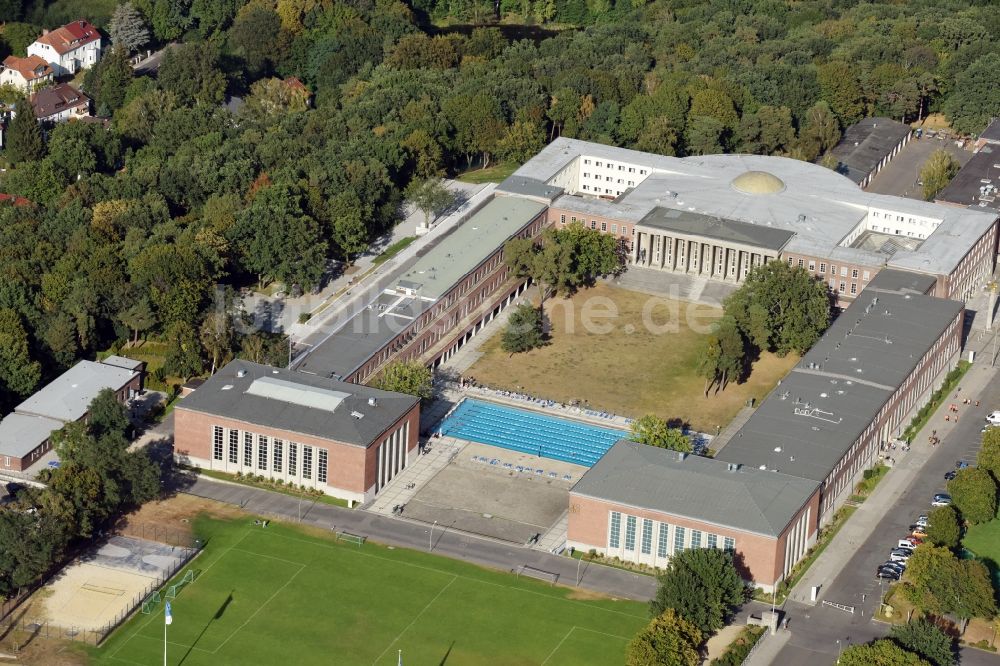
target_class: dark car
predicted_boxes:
[879,561,905,573]
[945,470,957,481]
[877,569,901,580]
[957,460,971,469]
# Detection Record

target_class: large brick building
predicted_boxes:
[174,360,420,505]
[497,138,998,305]
[568,270,964,590]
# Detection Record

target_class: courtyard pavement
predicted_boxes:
[865,135,972,200]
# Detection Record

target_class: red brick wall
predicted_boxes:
[174,401,419,498]
[568,490,819,588]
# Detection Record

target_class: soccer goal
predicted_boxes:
[141,591,162,614]
[166,570,197,599]
[335,531,366,547]
[515,565,560,586]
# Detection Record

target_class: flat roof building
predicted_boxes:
[936,145,1000,212]
[295,196,547,383]
[174,360,421,504]
[827,117,912,187]
[569,441,819,590]
[499,138,997,305]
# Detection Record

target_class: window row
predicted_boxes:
[608,511,735,558]
[211,426,328,484]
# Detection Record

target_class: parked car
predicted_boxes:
[985,411,1000,425]
[945,470,957,481]
[956,460,971,469]
[879,561,906,573]
[890,549,913,563]
[897,539,918,550]
[877,569,901,580]
[915,515,928,528]
[932,493,952,506]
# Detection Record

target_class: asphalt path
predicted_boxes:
[179,476,657,602]
[771,371,1000,665]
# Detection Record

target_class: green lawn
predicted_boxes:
[90,516,646,665]
[455,162,519,184]
[373,236,417,266]
[963,519,1000,570]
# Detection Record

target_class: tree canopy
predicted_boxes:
[650,547,745,633]
[946,467,997,525]
[838,640,931,666]
[889,619,956,666]
[629,415,692,453]
[501,303,545,354]
[376,360,434,403]
[626,609,702,666]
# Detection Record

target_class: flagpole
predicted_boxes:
[164,613,167,666]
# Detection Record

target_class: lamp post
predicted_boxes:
[429,520,437,551]
[836,639,841,664]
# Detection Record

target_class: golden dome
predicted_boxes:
[731,170,786,195]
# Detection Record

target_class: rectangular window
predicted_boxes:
[723,536,735,551]
[863,270,870,281]
[691,529,702,548]
[850,283,858,295]
[658,523,669,557]
[787,257,793,266]
[595,161,602,167]
[674,526,686,553]
[839,281,846,292]
[559,215,565,224]
[609,512,621,548]
[212,426,223,461]
[819,263,826,273]
[611,224,618,233]
[808,261,815,271]
[303,446,313,479]
[571,216,576,222]
[273,439,283,473]
[840,266,848,277]
[590,221,596,229]
[582,173,589,178]
[318,449,328,483]
[258,435,268,470]
[641,518,653,555]
[582,185,589,190]
[228,429,238,464]
[600,222,607,232]
[851,269,859,279]
[707,533,718,549]
[288,442,297,476]
[625,515,637,551]
[830,265,836,277]
[797,259,804,268]
[243,432,253,467]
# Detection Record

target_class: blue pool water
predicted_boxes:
[438,399,627,466]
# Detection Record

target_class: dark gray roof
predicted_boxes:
[176,360,418,447]
[935,146,1000,211]
[866,269,937,296]
[638,207,794,252]
[295,291,426,380]
[717,290,964,481]
[571,441,819,538]
[496,176,564,202]
[980,119,1000,143]
[0,413,63,459]
[16,360,138,423]
[828,118,911,184]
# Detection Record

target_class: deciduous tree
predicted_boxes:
[404,178,456,229]
[889,619,956,666]
[925,505,961,550]
[947,467,997,525]
[626,609,702,666]
[921,150,960,201]
[650,547,745,633]
[838,639,930,666]
[501,303,545,354]
[5,96,44,164]
[375,360,433,402]
[629,415,692,452]
[109,2,151,53]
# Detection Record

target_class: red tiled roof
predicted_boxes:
[2,55,53,81]
[29,83,89,119]
[284,77,309,93]
[0,194,32,207]
[33,20,100,56]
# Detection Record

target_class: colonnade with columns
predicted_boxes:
[631,229,776,282]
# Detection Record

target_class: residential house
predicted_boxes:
[0,55,54,93]
[27,19,102,76]
[30,83,90,123]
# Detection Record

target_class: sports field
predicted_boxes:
[92,516,647,665]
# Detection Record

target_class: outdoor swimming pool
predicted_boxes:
[437,399,627,466]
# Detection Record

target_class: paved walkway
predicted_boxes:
[790,359,998,605]
[180,476,657,601]
[365,436,466,515]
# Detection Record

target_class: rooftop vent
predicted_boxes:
[221,384,233,391]
[237,369,246,378]
[350,411,364,419]
[727,463,741,472]
[676,451,687,461]
[272,369,279,374]
[759,464,767,470]
[368,397,377,407]
[773,446,782,453]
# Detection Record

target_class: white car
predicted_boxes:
[986,411,1000,425]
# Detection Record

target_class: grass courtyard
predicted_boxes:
[468,284,798,432]
[90,515,647,666]
[964,519,1000,577]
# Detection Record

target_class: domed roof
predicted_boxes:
[731,170,786,195]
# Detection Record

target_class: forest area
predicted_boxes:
[0,0,996,413]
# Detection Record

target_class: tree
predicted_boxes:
[736,106,795,155]
[684,116,725,155]
[817,61,865,125]
[118,298,157,346]
[904,545,998,620]
[715,316,745,392]
[977,427,1000,481]
[242,77,310,119]
[405,178,456,229]
[501,303,545,354]
[164,321,203,380]
[925,505,961,550]
[1,23,37,57]
[199,311,234,375]
[83,45,134,114]
[158,42,227,107]
[921,150,960,201]
[696,332,722,396]
[109,2,151,53]
[944,54,1000,136]
[0,307,41,403]
[5,97,44,164]
[650,548,745,633]
[496,120,545,164]
[889,619,956,666]
[229,3,283,74]
[375,360,433,403]
[723,261,831,356]
[838,639,930,666]
[797,102,841,162]
[629,415,692,453]
[626,609,702,666]
[947,467,997,525]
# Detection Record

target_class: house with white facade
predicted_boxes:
[27,20,102,76]
[0,55,54,93]
[30,83,90,123]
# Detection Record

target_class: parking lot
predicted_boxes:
[866,135,972,199]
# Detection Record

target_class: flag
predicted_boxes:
[165,601,173,626]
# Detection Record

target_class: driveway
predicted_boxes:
[866,136,972,200]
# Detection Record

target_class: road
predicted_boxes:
[132,43,177,75]
[866,136,971,200]
[770,370,1000,666]
[179,476,657,602]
